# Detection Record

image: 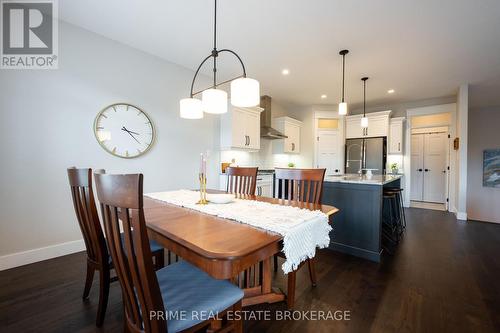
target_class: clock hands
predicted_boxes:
[121,126,141,144]
[122,127,140,135]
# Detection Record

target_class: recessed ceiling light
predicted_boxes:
[281,69,290,75]
[321,94,327,99]
[387,89,395,94]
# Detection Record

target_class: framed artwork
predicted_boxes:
[483,149,500,188]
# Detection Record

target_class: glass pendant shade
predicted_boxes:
[180,98,204,119]
[361,116,369,128]
[338,102,348,115]
[230,77,260,107]
[202,88,228,114]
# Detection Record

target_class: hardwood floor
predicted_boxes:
[1,208,499,332]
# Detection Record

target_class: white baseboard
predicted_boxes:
[0,239,85,271]
[456,211,468,221]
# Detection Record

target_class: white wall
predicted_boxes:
[456,84,469,220]
[467,106,500,223]
[0,22,219,265]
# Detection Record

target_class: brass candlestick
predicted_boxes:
[196,173,209,205]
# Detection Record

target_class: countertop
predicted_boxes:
[324,174,402,185]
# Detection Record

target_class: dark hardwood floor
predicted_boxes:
[1,208,499,332]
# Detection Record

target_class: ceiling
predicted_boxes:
[59,0,500,109]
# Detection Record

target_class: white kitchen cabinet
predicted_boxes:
[345,117,364,139]
[345,111,391,138]
[256,174,273,197]
[389,117,404,154]
[220,106,263,150]
[273,117,302,154]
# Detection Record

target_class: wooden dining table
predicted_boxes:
[144,191,339,308]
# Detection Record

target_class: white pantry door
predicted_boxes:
[410,134,425,201]
[423,132,448,203]
[317,130,341,175]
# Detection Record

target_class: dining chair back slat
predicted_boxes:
[68,168,107,266]
[274,168,326,204]
[226,167,258,195]
[94,173,166,333]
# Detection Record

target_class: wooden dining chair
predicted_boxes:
[94,173,244,333]
[67,168,165,327]
[225,166,258,195]
[273,167,326,308]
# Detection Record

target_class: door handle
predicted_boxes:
[248,135,251,146]
[398,143,400,151]
[424,169,430,172]
[291,143,295,151]
[417,168,423,172]
[245,135,249,146]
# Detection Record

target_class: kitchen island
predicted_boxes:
[321,174,402,262]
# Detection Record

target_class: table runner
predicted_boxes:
[145,190,332,273]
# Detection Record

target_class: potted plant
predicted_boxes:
[390,163,399,175]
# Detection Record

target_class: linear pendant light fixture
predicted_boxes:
[179,0,260,119]
[361,77,369,128]
[338,49,349,115]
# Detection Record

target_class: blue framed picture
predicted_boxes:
[483,149,500,188]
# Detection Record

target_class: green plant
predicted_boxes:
[390,163,398,170]
[288,162,295,168]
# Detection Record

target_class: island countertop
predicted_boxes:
[324,174,402,185]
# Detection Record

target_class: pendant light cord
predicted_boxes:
[341,53,345,102]
[362,77,368,117]
[363,79,366,117]
[188,0,249,97]
[212,0,218,87]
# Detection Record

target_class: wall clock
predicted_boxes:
[93,103,155,158]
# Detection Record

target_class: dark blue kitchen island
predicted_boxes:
[321,174,402,262]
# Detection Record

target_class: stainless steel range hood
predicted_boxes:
[260,95,287,139]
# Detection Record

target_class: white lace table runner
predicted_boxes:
[145,190,332,274]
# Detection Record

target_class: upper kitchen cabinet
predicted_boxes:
[388,117,405,154]
[220,105,263,150]
[273,117,302,154]
[345,110,391,138]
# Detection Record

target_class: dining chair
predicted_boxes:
[273,167,326,308]
[225,166,258,195]
[67,168,165,327]
[94,173,244,333]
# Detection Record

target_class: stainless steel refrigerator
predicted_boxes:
[345,137,387,175]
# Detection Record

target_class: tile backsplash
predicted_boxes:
[219,140,302,170]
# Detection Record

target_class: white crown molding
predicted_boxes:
[0,239,85,271]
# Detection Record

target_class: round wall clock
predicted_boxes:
[93,103,155,158]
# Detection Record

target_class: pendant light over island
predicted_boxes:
[361,77,369,128]
[180,0,260,119]
[338,50,349,116]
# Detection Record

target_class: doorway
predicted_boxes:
[410,127,449,210]
[314,112,344,176]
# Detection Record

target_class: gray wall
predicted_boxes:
[0,22,219,256]
[467,106,500,223]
